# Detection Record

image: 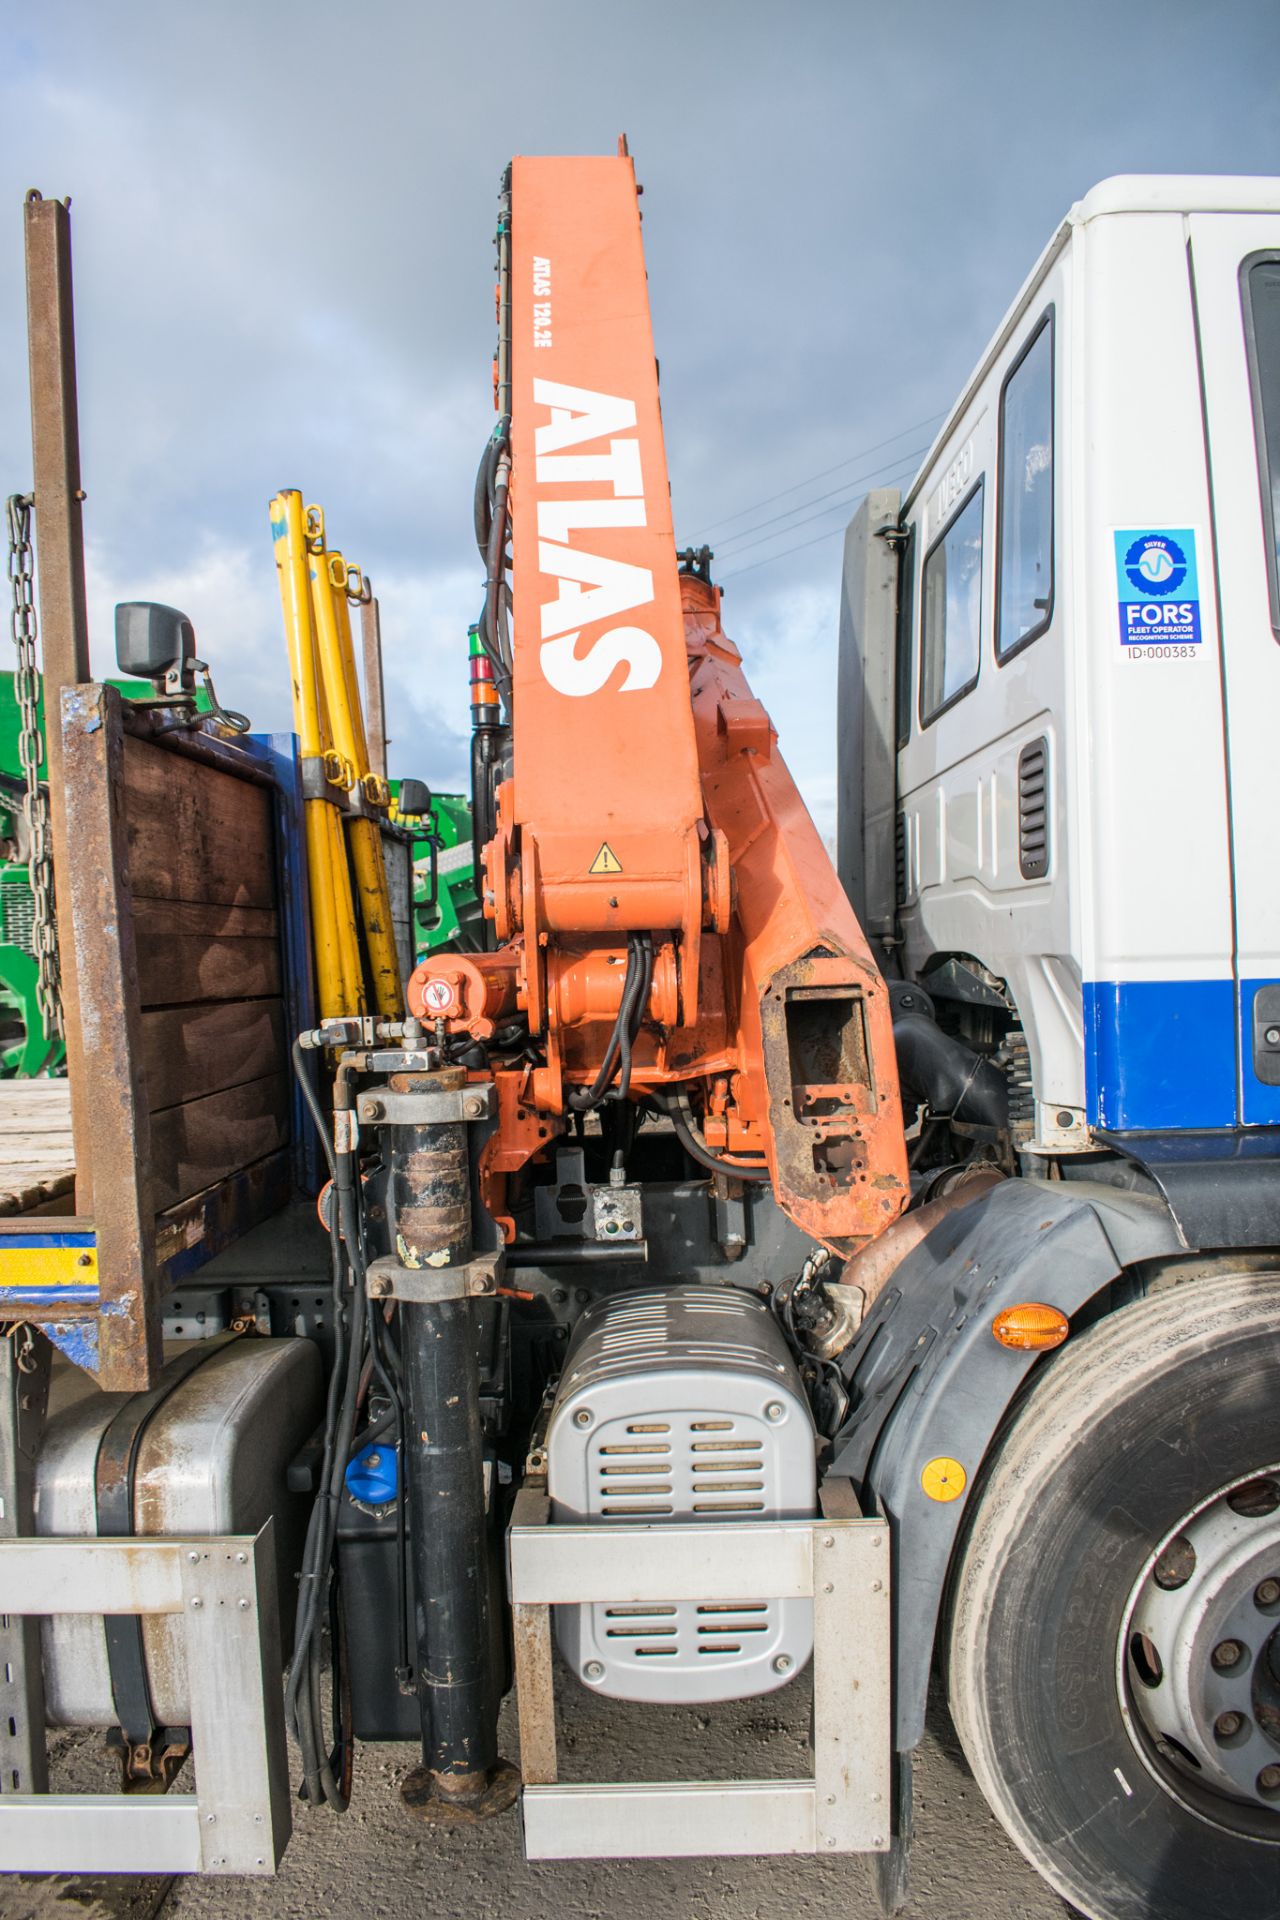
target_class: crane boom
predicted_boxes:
[411,150,909,1254]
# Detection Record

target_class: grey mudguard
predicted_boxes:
[828,1175,1184,1750]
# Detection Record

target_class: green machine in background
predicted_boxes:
[0,677,479,1073]
[0,673,61,1077]
[0,672,207,1077]
[390,782,480,957]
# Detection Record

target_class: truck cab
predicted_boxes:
[832,177,1280,1920]
[840,174,1280,1152]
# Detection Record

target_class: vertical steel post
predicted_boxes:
[61,685,159,1390]
[360,594,388,783]
[23,191,92,1211]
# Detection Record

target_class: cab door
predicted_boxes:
[1188,213,1280,1124]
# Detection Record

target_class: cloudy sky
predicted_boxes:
[3,1,1278,834]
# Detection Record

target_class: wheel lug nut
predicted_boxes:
[1215,1710,1245,1741]
[1255,1577,1280,1608]
[1258,1763,1280,1796]
[1212,1638,1245,1670]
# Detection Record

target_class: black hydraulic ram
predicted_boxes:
[378,1063,518,1820]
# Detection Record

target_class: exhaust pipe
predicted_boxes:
[835,1167,1005,1326]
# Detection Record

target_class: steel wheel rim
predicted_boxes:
[1117,1462,1280,1841]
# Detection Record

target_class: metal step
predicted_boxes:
[507,1489,891,1859]
[0,1525,288,1875]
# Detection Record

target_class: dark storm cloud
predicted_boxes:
[2,0,1278,820]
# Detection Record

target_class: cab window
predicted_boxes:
[996,312,1054,659]
[1243,255,1280,634]
[895,524,916,749]
[920,480,984,724]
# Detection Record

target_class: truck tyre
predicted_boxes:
[946,1273,1280,1920]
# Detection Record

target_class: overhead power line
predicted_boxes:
[720,523,852,582]
[694,408,946,542]
[713,442,930,557]
[719,452,922,582]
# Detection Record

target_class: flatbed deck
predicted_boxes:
[0,1079,75,1215]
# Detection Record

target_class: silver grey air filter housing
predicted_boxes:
[546,1284,816,1703]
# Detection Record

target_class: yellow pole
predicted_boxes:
[333,572,403,1016]
[271,491,365,1018]
[309,544,404,1018]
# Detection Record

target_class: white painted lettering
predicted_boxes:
[532,379,661,696]
[536,440,644,496]
[536,497,647,544]
[540,627,663,697]
[538,541,654,640]
[533,379,638,453]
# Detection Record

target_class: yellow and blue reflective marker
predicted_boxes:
[0,1229,98,1307]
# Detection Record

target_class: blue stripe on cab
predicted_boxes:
[1083,979,1237,1131]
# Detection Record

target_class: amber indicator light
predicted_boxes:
[992,1303,1069,1351]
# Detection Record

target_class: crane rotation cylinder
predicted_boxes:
[386,1066,516,1818]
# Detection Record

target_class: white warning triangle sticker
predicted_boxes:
[589,842,624,876]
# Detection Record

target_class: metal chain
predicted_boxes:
[5,494,62,1041]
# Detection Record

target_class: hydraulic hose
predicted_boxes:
[568,934,650,1112]
[482,449,513,706]
[288,1057,368,1812]
[616,935,652,1104]
[655,1091,771,1183]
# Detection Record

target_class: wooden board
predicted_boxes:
[0,1080,76,1215]
[148,1072,289,1212]
[122,735,275,910]
[140,999,286,1113]
[133,899,281,1008]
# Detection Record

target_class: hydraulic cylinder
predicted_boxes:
[388,1066,516,1818]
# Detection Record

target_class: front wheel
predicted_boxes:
[946,1273,1280,1920]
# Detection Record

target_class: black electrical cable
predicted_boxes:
[615,934,652,1105]
[309,1169,367,1810]
[288,1064,369,1813]
[471,412,514,705]
[568,936,647,1111]
[351,1405,396,1452]
[483,458,514,706]
[288,1222,349,1805]
[292,1040,337,1185]
[327,1573,353,1805]
[567,946,633,1109]
[473,430,499,559]
[474,595,509,696]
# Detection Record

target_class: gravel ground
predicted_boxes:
[1,1676,1072,1920]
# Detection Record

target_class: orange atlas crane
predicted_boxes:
[289,145,918,1844]
[407,149,909,1253]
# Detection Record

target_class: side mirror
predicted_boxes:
[115,602,195,695]
[397,778,432,819]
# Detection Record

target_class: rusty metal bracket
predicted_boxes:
[357,1083,495,1127]
[365,1250,502,1304]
